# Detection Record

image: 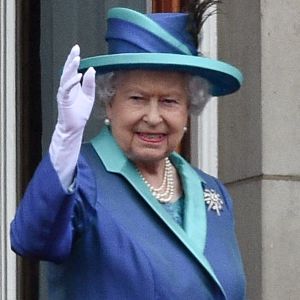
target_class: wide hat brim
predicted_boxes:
[79,53,243,97]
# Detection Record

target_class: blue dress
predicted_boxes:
[11,127,246,299]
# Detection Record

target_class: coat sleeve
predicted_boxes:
[10,153,96,263]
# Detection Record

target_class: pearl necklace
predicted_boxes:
[137,157,174,203]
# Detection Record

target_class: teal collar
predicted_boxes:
[91,127,225,294]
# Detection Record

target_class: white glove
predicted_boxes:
[49,44,96,189]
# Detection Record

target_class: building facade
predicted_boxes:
[0,0,300,299]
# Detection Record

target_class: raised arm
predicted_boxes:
[11,46,96,262]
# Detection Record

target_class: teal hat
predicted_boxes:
[79,7,243,96]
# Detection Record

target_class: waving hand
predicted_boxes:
[50,45,96,188]
[57,44,96,133]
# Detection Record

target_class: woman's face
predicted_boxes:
[106,70,189,165]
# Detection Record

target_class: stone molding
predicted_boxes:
[0,0,17,299]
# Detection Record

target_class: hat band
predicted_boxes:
[106,18,195,55]
[108,8,195,55]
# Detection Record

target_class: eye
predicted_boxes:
[161,98,178,105]
[129,95,144,101]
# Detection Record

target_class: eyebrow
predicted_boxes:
[119,85,187,98]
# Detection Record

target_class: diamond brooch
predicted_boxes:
[204,188,224,216]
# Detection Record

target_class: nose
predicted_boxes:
[142,99,162,126]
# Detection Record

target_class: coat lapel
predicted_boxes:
[91,127,226,298]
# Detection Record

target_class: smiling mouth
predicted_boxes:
[137,132,166,143]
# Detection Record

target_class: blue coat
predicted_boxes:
[11,128,246,299]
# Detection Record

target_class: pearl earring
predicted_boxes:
[183,126,188,133]
[104,118,111,126]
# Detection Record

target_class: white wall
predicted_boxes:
[0,0,17,299]
[190,10,218,177]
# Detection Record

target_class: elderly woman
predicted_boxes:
[11,6,246,300]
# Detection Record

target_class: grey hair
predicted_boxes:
[186,74,211,115]
[95,71,212,119]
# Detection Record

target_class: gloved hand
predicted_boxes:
[56,44,95,134]
[49,45,96,189]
